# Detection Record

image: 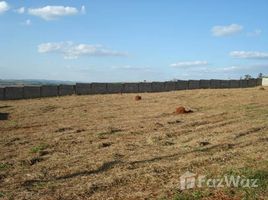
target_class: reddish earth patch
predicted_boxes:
[135,95,142,101]
[175,106,193,114]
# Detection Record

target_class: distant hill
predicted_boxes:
[0,79,75,86]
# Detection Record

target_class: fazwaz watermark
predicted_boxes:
[180,171,259,190]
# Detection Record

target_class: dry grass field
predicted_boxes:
[0,88,268,200]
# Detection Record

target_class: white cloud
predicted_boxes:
[81,5,86,14]
[217,66,241,72]
[15,7,25,14]
[170,61,208,68]
[28,5,79,20]
[0,1,9,14]
[22,19,31,26]
[230,51,268,59]
[111,65,152,72]
[247,29,261,37]
[38,41,127,59]
[211,24,243,37]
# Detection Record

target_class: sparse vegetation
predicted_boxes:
[30,144,48,153]
[0,163,10,171]
[0,87,267,199]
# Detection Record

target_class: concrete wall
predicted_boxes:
[188,80,200,89]
[262,78,268,86]
[139,82,152,93]
[248,79,257,87]
[229,80,240,88]
[240,80,248,88]
[41,85,58,97]
[210,80,221,89]
[123,83,139,93]
[0,78,261,100]
[107,83,123,93]
[176,80,188,90]
[257,78,262,86]
[220,80,230,88]
[58,85,75,96]
[76,83,91,95]
[200,80,211,89]
[0,88,4,100]
[91,83,107,94]
[5,87,24,100]
[152,82,165,92]
[24,86,41,99]
[165,82,176,91]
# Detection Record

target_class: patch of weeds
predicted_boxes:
[243,104,260,110]
[7,120,18,127]
[31,182,47,190]
[41,105,58,113]
[22,180,47,191]
[158,196,168,200]
[193,146,208,152]
[225,168,268,199]
[30,144,48,153]
[97,127,122,137]
[0,163,10,171]
[0,192,4,197]
[172,190,206,200]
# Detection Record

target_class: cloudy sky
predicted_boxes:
[0,0,268,82]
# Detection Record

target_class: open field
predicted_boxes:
[0,88,268,200]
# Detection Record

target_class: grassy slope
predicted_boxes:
[0,88,268,200]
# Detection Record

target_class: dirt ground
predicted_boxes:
[0,88,268,200]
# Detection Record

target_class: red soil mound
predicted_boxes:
[175,106,193,114]
[135,95,142,101]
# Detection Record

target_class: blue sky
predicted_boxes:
[0,0,268,82]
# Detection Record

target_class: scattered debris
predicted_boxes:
[175,106,193,114]
[167,120,181,124]
[0,113,9,120]
[28,157,44,165]
[99,142,112,148]
[135,95,142,101]
[235,127,264,139]
[163,140,175,146]
[199,141,210,146]
[113,153,124,160]
[98,127,123,137]
[155,122,164,127]
[76,129,86,133]
[5,137,20,146]
[39,150,50,157]
[55,127,73,133]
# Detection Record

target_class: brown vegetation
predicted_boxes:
[135,95,142,101]
[0,87,268,199]
[175,106,193,114]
